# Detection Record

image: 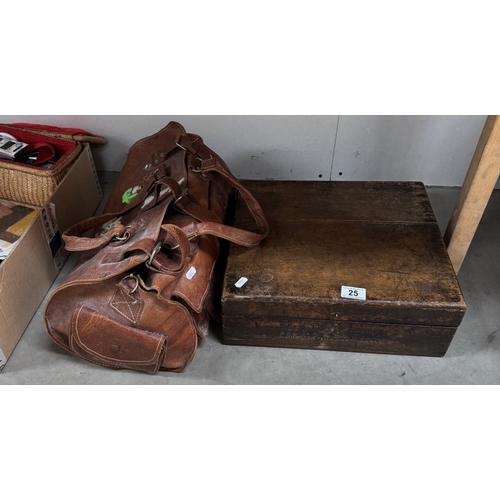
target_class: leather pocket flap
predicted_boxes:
[70,305,167,374]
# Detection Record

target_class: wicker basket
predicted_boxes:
[0,145,82,208]
[0,124,104,208]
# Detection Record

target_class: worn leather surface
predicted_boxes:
[44,122,269,373]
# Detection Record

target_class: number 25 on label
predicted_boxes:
[341,286,366,301]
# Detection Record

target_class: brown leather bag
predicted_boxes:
[44,122,269,374]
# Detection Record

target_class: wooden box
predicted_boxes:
[221,181,466,357]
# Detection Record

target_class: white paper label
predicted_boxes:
[0,348,7,372]
[341,286,366,300]
[186,266,197,280]
[235,277,248,288]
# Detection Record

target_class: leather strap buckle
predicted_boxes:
[147,242,162,266]
[175,133,205,161]
[173,187,189,204]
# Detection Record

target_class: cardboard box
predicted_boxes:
[0,144,102,370]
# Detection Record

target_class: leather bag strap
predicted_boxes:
[63,128,269,252]
[176,133,270,246]
[63,175,185,252]
[197,161,269,246]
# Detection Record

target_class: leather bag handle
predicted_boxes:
[64,128,269,252]
[176,133,270,247]
[149,223,193,273]
[63,174,184,252]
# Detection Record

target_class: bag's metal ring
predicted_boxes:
[173,187,189,205]
[147,242,162,266]
[111,225,133,243]
[189,165,207,178]
[126,274,139,295]
[176,134,206,162]
[147,238,182,268]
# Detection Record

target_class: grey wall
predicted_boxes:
[0,115,487,186]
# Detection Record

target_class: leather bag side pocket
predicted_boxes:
[69,305,167,374]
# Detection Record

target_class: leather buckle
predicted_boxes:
[173,187,189,205]
[147,242,162,266]
[175,133,205,162]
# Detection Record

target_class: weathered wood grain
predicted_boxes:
[221,181,466,357]
[444,115,500,273]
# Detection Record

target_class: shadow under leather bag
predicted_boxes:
[44,122,269,374]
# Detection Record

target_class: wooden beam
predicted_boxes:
[444,115,500,273]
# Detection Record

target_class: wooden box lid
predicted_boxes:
[222,181,466,328]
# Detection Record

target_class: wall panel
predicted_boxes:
[332,115,487,185]
[0,115,488,186]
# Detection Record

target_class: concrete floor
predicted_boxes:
[1,173,500,385]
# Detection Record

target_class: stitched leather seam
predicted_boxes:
[161,301,198,370]
[73,305,164,365]
[109,287,143,324]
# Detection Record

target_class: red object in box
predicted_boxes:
[0,123,105,207]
